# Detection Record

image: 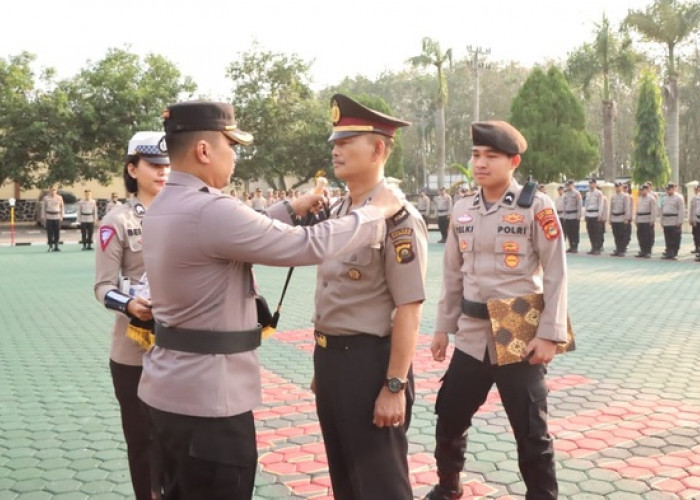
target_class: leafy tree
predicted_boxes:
[226,46,329,189]
[567,14,640,181]
[678,48,700,183]
[510,66,599,182]
[408,37,453,189]
[631,68,670,186]
[625,0,700,183]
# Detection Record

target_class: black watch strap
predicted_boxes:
[385,377,407,393]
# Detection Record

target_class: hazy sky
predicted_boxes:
[3,0,654,97]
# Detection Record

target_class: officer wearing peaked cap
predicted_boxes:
[137,101,405,499]
[94,130,170,500]
[426,121,565,500]
[313,94,427,499]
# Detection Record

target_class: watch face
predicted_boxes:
[386,378,405,393]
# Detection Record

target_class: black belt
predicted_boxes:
[437,211,449,214]
[565,210,577,214]
[461,299,489,320]
[637,212,650,215]
[81,212,94,215]
[612,212,625,216]
[46,211,59,214]
[314,330,389,350]
[155,323,261,354]
[662,213,678,216]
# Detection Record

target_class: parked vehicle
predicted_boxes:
[35,190,79,229]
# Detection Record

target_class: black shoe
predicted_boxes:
[424,484,464,500]
[437,239,446,244]
[643,253,652,258]
[47,247,53,252]
[591,250,601,255]
[691,248,698,254]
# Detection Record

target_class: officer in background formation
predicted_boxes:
[622,183,634,252]
[417,189,431,224]
[42,187,64,252]
[690,184,700,257]
[635,183,657,258]
[608,181,632,256]
[105,192,123,214]
[435,187,452,243]
[584,178,607,254]
[94,131,171,499]
[562,180,582,253]
[138,101,404,499]
[554,185,565,221]
[78,189,98,250]
[426,121,566,500]
[250,187,266,212]
[660,182,685,260]
[312,94,428,499]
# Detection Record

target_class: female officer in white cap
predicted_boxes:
[94,131,170,500]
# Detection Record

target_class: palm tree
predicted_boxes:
[567,14,639,181]
[408,38,453,189]
[625,0,700,183]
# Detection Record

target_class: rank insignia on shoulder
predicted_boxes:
[388,207,409,226]
[394,241,415,264]
[504,192,515,204]
[347,268,361,280]
[473,194,480,206]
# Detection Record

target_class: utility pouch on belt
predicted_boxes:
[486,293,575,366]
[256,296,273,329]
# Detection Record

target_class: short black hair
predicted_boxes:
[165,130,221,161]
[123,155,139,194]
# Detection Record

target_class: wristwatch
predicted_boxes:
[385,377,407,393]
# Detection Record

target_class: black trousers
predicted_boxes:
[611,222,627,252]
[109,360,158,500]
[693,224,700,249]
[636,222,654,254]
[80,222,95,246]
[563,219,579,248]
[438,215,449,241]
[585,217,604,251]
[148,407,257,500]
[433,349,557,500]
[663,225,682,256]
[46,219,60,246]
[314,338,414,500]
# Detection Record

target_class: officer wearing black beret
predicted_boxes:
[139,101,404,499]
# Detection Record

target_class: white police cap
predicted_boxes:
[127,131,169,165]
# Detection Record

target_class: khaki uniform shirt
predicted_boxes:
[78,199,98,223]
[42,195,63,221]
[635,194,657,223]
[661,193,685,227]
[562,190,582,220]
[250,196,266,212]
[690,194,700,226]
[554,195,565,219]
[436,180,568,363]
[94,200,149,366]
[314,181,428,336]
[585,189,606,221]
[609,193,631,223]
[138,171,386,418]
[435,194,452,216]
[416,195,431,216]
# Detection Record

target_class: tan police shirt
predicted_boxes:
[555,195,565,219]
[609,193,631,223]
[105,200,122,214]
[635,193,658,223]
[562,189,582,220]
[138,170,387,418]
[314,181,428,336]
[436,180,568,363]
[585,189,606,221]
[78,199,98,223]
[94,200,149,366]
[690,194,700,226]
[435,193,452,216]
[416,194,431,217]
[661,193,685,227]
[42,195,63,221]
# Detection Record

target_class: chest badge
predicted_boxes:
[347,268,361,280]
[504,255,520,268]
[457,213,473,224]
[502,213,525,224]
[459,239,468,252]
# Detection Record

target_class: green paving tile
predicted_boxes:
[45,479,83,494]
[78,480,115,495]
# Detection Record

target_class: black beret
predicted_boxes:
[471,121,527,155]
[614,181,622,187]
[565,180,574,186]
[163,101,253,146]
[329,94,410,141]
[666,182,676,189]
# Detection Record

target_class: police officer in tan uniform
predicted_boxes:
[609,181,632,256]
[78,189,98,250]
[562,180,582,253]
[585,178,607,254]
[554,185,565,220]
[417,189,431,224]
[105,192,123,214]
[94,131,170,500]
[138,101,404,499]
[435,187,452,243]
[42,187,64,251]
[425,121,567,500]
[312,94,428,499]
[690,185,700,256]
[634,183,657,258]
[661,182,685,259]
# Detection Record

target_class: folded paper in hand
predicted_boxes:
[486,293,575,366]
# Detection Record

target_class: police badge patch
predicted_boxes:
[99,226,117,251]
[394,241,414,264]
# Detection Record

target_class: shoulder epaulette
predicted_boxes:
[387,207,409,227]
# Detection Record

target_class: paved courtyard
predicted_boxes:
[1,226,700,499]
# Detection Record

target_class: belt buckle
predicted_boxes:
[315,333,327,348]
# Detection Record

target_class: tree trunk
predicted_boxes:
[666,76,679,183]
[602,100,616,181]
[436,105,446,189]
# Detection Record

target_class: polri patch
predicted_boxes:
[536,208,560,240]
[394,241,415,264]
[100,226,117,251]
[390,227,413,240]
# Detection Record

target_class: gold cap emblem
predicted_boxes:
[331,100,341,124]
